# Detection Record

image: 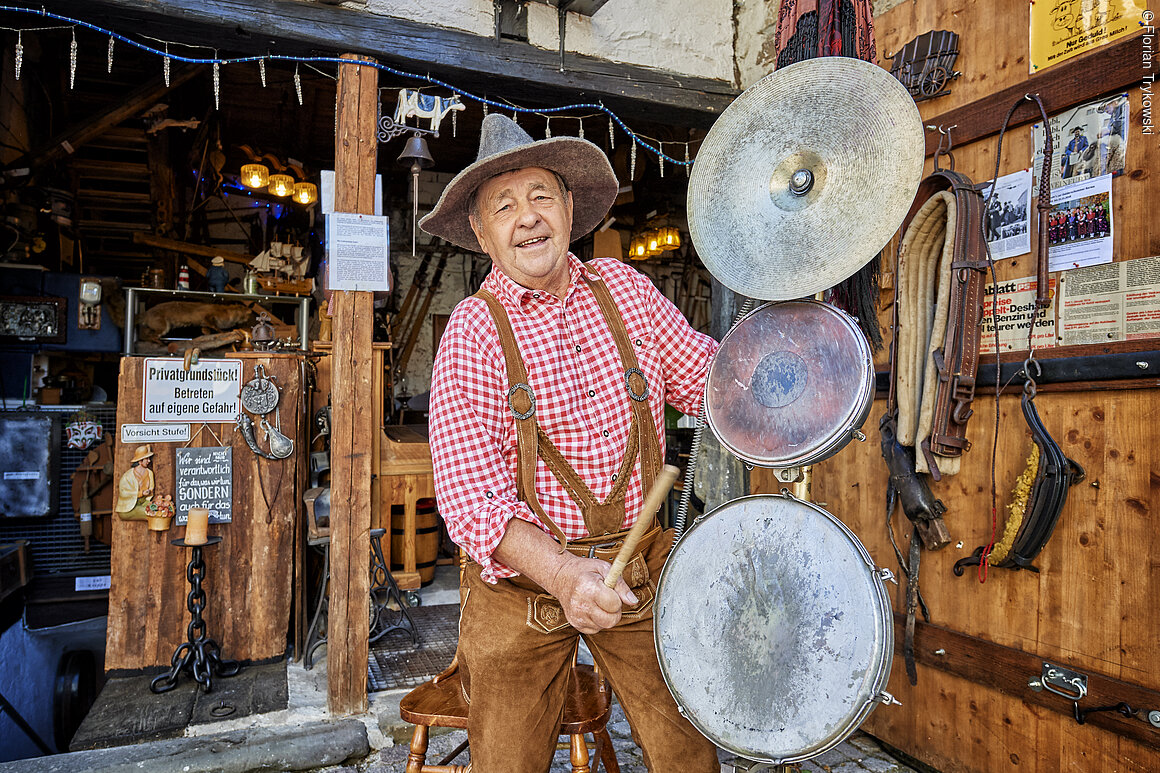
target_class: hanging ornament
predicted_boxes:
[685,143,690,177]
[630,141,637,179]
[107,35,114,74]
[608,117,615,150]
[659,143,665,178]
[213,60,220,110]
[14,31,22,81]
[259,57,266,87]
[544,117,551,138]
[163,44,171,87]
[294,64,303,106]
[512,110,518,125]
[452,108,457,138]
[578,118,585,140]
[69,29,77,89]
[482,102,488,118]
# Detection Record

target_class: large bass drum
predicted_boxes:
[705,300,873,469]
[654,494,895,765]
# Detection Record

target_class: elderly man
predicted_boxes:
[422,114,720,772]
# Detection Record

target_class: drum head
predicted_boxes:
[655,495,893,765]
[706,300,873,468]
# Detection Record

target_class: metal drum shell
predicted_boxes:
[654,494,894,765]
[705,300,874,469]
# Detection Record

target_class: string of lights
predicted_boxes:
[0,3,700,168]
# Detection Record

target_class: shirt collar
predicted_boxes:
[483,253,594,307]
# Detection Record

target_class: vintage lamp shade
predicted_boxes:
[292,182,318,205]
[241,163,270,189]
[659,226,681,249]
[629,234,648,260]
[268,174,295,197]
[646,230,663,257]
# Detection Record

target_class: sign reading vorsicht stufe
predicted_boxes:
[141,358,241,423]
[175,446,232,524]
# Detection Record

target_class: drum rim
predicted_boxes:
[705,300,875,468]
[654,493,894,764]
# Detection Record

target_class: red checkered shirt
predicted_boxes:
[429,255,718,583]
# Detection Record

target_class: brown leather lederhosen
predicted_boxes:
[456,266,721,773]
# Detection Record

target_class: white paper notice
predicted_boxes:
[1047,173,1113,272]
[1058,256,1160,346]
[980,168,1032,261]
[328,212,391,292]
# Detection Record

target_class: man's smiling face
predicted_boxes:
[469,166,574,298]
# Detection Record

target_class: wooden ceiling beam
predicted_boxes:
[33,0,738,128]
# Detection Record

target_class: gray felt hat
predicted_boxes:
[419,113,618,253]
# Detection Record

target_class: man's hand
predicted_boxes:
[493,518,639,634]
[548,556,638,634]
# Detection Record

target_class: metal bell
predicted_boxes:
[397,133,434,171]
[251,311,276,350]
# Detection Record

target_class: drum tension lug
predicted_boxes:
[875,691,902,706]
[773,466,804,484]
[853,429,867,442]
[876,567,898,585]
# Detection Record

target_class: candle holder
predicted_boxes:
[150,536,241,694]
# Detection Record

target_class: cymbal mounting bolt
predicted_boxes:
[789,168,814,195]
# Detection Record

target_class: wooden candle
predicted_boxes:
[184,507,209,546]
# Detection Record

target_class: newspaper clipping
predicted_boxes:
[981,275,1058,355]
[1058,256,1160,346]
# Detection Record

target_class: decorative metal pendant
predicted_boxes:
[240,364,280,415]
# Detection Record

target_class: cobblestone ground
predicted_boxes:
[324,696,924,773]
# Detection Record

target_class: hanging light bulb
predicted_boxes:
[268,173,295,197]
[241,164,270,189]
[292,181,318,205]
[646,229,663,257]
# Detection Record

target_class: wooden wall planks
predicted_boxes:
[107,353,301,671]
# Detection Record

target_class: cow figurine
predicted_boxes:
[392,89,465,135]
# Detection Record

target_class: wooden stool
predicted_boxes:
[399,656,621,773]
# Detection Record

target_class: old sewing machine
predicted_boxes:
[655,57,925,771]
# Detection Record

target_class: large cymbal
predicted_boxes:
[688,57,924,301]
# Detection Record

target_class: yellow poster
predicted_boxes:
[1029,0,1149,72]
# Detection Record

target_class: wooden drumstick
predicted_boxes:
[604,464,680,588]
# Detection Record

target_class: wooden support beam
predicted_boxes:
[132,232,254,265]
[6,65,200,171]
[920,34,1146,157]
[42,0,738,127]
[327,53,378,716]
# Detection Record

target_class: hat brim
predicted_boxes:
[419,137,618,253]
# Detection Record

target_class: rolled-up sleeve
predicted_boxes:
[428,301,539,582]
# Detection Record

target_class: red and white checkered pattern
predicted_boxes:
[429,255,717,582]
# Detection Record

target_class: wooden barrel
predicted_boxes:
[391,497,440,585]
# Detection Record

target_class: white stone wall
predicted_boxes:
[362,0,734,81]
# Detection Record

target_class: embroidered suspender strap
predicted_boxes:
[473,289,570,550]
[579,267,662,497]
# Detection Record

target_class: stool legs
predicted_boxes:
[407,725,429,773]
[569,733,591,773]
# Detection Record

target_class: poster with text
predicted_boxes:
[1030,0,1146,72]
[981,275,1058,355]
[327,212,391,292]
[175,446,232,525]
[980,168,1032,260]
[1058,255,1160,346]
[1047,174,1114,272]
[1032,93,1129,191]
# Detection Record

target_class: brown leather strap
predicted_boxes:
[474,289,570,549]
[580,266,662,498]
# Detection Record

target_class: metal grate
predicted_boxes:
[367,603,460,692]
[0,404,116,576]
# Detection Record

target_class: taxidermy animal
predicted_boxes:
[137,301,255,342]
